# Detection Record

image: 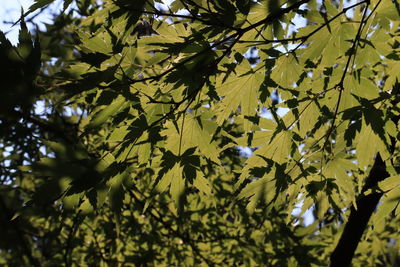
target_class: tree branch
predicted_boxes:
[330,82,399,267]
[287,0,368,54]
[329,154,389,267]
[322,0,370,155]
[63,210,82,267]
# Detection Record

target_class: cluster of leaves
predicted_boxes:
[1,0,400,266]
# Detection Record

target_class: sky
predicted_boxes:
[0,0,34,43]
[0,0,64,44]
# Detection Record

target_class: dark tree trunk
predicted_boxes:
[330,84,400,266]
[329,154,389,266]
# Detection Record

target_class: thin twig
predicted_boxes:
[178,112,186,156]
[322,1,370,156]
[63,210,82,267]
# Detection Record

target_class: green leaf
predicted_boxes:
[271,53,301,88]
[5,0,400,264]
[254,130,293,165]
[155,162,184,207]
[163,113,221,164]
[78,30,113,55]
[378,176,400,192]
[27,0,54,15]
[63,0,73,10]
[87,95,128,129]
[323,153,356,201]
[372,186,400,225]
[356,121,386,168]
[215,61,264,130]
[107,169,130,213]
[296,100,319,136]
[193,171,212,196]
[238,173,276,213]
[169,163,185,209]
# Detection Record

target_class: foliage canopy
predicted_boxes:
[1,0,400,266]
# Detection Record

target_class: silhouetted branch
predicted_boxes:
[329,154,389,267]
